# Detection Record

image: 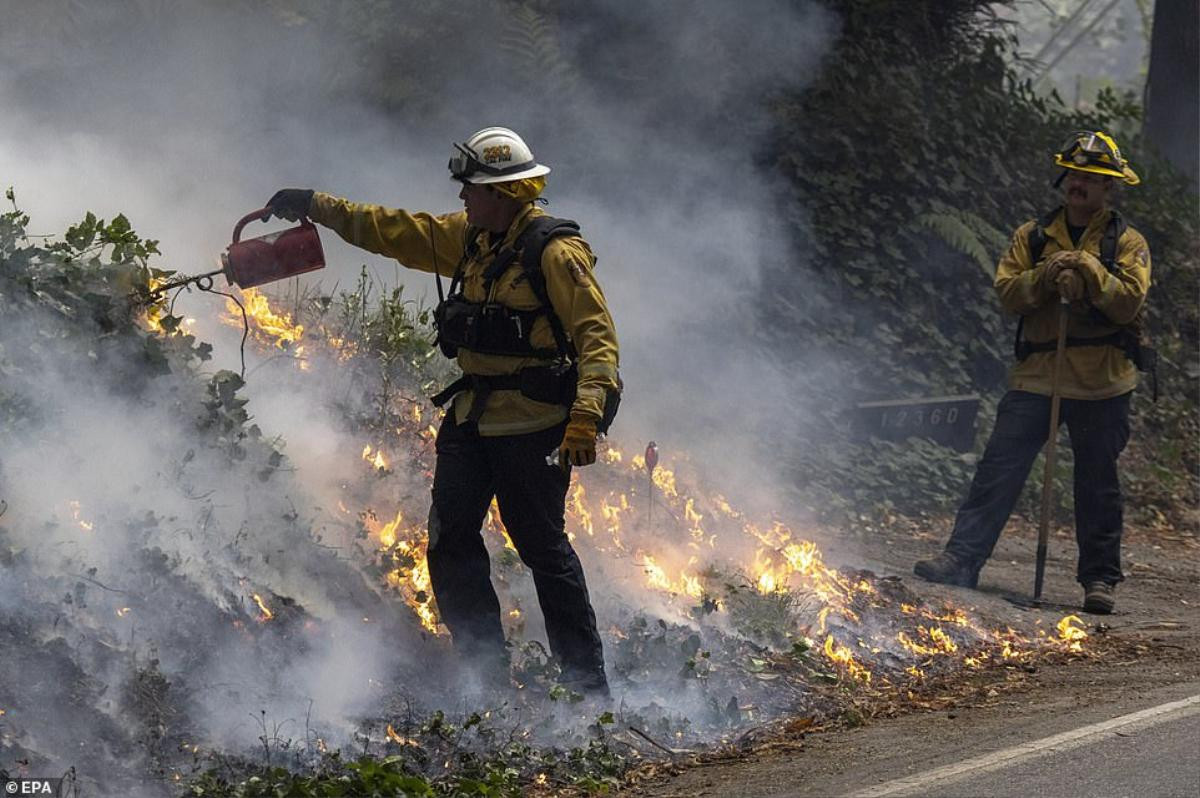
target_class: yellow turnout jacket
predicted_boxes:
[996,207,1151,400]
[309,193,620,435]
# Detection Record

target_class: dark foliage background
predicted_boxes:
[284,0,1200,521]
[3,0,1192,524]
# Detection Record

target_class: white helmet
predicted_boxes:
[448,126,551,184]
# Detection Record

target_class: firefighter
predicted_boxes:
[914,131,1151,615]
[265,127,620,694]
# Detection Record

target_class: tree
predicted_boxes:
[1144,0,1200,191]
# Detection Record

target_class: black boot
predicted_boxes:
[560,667,610,700]
[913,553,980,588]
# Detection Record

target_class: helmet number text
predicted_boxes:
[482,145,512,164]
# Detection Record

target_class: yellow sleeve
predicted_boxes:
[542,237,620,421]
[308,191,467,277]
[994,221,1055,315]
[1084,229,1151,326]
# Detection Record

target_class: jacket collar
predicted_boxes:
[1046,205,1112,250]
[471,203,544,256]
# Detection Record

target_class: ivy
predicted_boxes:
[0,190,281,476]
[764,1,1198,524]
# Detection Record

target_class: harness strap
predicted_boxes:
[1015,208,1065,359]
[431,373,525,422]
[430,367,578,421]
[431,216,587,420]
[1015,329,1158,401]
[1015,331,1127,358]
[455,216,581,364]
[1100,210,1126,274]
[516,218,581,363]
[430,374,470,408]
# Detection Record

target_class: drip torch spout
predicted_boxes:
[136,267,227,303]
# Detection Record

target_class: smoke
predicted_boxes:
[1,0,840,474]
[0,0,846,789]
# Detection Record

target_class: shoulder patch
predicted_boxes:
[565,259,591,287]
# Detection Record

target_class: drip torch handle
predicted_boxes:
[232,208,316,243]
[232,207,275,244]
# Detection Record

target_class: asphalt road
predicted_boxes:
[842,692,1200,798]
[922,708,1199,798]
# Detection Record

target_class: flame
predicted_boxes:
[712,494,740,518]
[600,493,629,551]
[1055,614,1088,653]
[365,509,440,635]
[378,509,403,549]
[362,445,389,470]
[679,568,703,598]
[252,593,274,622]
[652,465,678,499]
[141,276,171,333]
[642,555,671,592]
[223,288,304,348]
[143,311,165,333]
[386,724,420,747]
[823,635,872,683]
[896,626,959,658]
[569,483,594,538]
[756,568,779,594]
[68,500,94,532]
[640,555,705,598]
[218,289,1090,686]
[752,548,796,594]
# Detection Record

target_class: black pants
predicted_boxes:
[426,415,606,681]
[944,390,1131,585]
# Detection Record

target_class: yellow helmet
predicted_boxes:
[1054,130,1140,186]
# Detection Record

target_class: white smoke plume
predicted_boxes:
[0,1,872,792]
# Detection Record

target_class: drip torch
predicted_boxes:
[141,208,325,299]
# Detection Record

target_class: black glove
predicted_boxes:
[265,188,314,222]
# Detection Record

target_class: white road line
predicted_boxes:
[843,693,1200,798]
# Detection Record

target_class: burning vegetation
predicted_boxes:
[218,286,1095,681]
[205,284,1101,756]
[0,197,1114,797]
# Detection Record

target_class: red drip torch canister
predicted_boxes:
[221,207,325,289]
